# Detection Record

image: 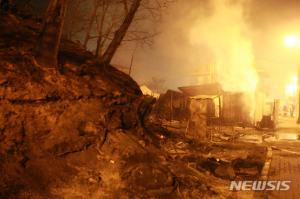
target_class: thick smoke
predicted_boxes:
[189,0,257,92]
[114,0,300,101]
[116,0,258,93]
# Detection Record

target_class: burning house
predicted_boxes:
[180,83,265,127]
[153,82,266,128]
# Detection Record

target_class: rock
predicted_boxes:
[238,167,259,176]
[123,164,175,197]
[214,164,236,180]
[232,157,262,178]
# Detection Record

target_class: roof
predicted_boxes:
[190,95,219,99]
[178,83,223,96]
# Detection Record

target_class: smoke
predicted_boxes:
[117,0,258,93]
[189,0,257,92]
[114,0,300,101]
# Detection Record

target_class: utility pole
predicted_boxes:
[297,69,300,123]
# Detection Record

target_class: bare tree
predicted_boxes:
[62,0,174,65]
[128,43,138,75]
[35,0,68,68]
[95,0,110,57]
[83,0,101,48]
[101,0,142,64]
[63,0,85,40]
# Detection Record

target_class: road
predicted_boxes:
[263,117,300,199]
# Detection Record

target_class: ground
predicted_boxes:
[262,117,300,199]
[224,116,300,199]
[163,116,300,199]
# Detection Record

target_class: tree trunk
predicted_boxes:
[95,0,109,58]
[95,33,103,58]
[35,0,68,68]
[101,0,142,65]
[122,0,128,14]
[83,0,99,49]
[128,44,137,75]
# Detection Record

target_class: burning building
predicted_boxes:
[178,83,265,127]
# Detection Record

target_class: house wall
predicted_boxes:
[188,98,215,140]
[222,92,252,125]
[152,90,189,121]
[221,92,265,126]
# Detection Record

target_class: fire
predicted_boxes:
[285,75,298,97]
[189,0,258,122]
[189,0,258,93]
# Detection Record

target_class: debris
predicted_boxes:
[257,115,275,129]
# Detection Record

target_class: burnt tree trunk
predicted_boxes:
[101,0,142,65]
[35,0,68,68]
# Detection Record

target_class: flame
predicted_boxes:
[189,0,257,93]
[188,0,258,122]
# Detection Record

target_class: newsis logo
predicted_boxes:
[229,181,291,191]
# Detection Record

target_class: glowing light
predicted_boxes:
[189,0,257,93]
[284,35,300,48]
[285,75,298,97]
[292,75,298,82]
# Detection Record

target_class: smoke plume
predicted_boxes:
[189,0,257,92]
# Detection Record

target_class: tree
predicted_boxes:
[94,0,110,58]
[35,0,68,68]
[62,0,173,65]
[63,0,86,40]
[101,0,142,64]
[83,0,101,48]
